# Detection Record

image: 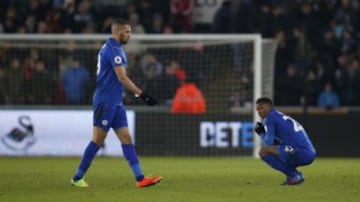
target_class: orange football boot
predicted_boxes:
[136,176,163,188]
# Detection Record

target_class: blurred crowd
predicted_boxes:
[0,0,359,107]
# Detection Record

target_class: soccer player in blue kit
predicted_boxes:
[71,18,162,188]
[254,97,316,185]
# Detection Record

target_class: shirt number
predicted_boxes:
[96,44,106,75]
[96,54,101,75]
[282,115,304,132]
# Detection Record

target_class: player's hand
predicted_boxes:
[254,122,265,135]
[139,92,158,106]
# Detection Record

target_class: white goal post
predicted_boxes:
[0,34,275,158]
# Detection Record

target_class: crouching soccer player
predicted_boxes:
[71,18,162,188]
[254,97,316,185]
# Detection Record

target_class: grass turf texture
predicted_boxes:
[0,157,359,202]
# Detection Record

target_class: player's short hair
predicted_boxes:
[256,97,273,106]
[112,18,129,26]
[111,18,129,33]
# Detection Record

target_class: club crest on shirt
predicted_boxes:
[102,120,108,126]
[114,56,122,64]
[285,146,294,153]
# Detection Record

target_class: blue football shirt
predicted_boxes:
[93,37,127,106]
[261,109,315,151]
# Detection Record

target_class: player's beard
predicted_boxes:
[120,39,128,45]
[119,34,129,45]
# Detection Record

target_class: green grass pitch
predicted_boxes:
[0,157,359,202]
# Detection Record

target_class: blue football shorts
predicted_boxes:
[93,104,128,131]
[278,145,316,166]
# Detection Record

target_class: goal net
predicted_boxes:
[0,34,276,157]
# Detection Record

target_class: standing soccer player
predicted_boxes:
[71,18,162,188]
[254,97,316,185]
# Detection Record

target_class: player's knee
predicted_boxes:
[259,150,266,158]
[92,138,105,145]
[93,126,107,144]
[118,133,132,144]
[303,150,316,165]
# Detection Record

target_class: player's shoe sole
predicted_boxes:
[281,173,305,186]
[136,176,163,188]
[71,178,89,188]
[281,178,304,185]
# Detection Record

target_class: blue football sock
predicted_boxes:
[262,155,299,177]
[73,141,100,181]
[122,144,144,181]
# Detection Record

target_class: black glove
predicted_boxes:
[139,92,158,106]
[254,122,265,135]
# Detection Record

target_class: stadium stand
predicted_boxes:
[0,0,359,106]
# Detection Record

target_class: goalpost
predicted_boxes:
[0,34,276,158]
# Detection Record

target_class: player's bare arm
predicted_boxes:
[114,65,142,96]
[114,65,157,105]
[259,146,279,158]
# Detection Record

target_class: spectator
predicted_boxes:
[58,40,79,79]
[171,77,206,114]
[141,53,163,77]
[317,82,340,110]
[3,5,18,33]
[62,58,90,104]
[22,57,36,104]
[272,2,293,34]
[148,13,164,34]
[255,2,273,38]
[163,24,174,34]
[304,69,321,106]
[233,0,255,33]
[24,15,37,33]
[137,0,154,33]
[274,30,297,80]
[296,1,324,56]
[73,0,94,33]
[337,58,360,105]
[0,67,6,104]
[30,59,53,104]
[170,0,193,33]
[212,1,232,33]
[24,0,49,21]
[334,53,348,100]
[317,28,339,70]
[5,58,24,104]
[60,0,77,32]
[0,47,10,69]
[45,9,63,33]
[338,28,357,54]
[153,62,181,105]
[275,64,303,105]
[36,20,48,33]
[312,56,333,87]
[128,13,145,34]
[168,60,186,83]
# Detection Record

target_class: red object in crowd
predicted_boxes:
[171,83,206,114]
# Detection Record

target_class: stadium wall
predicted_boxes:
[135,110,359,157]
[0,108,358,157]
[0,109,135,156]
[291,112,360,158]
